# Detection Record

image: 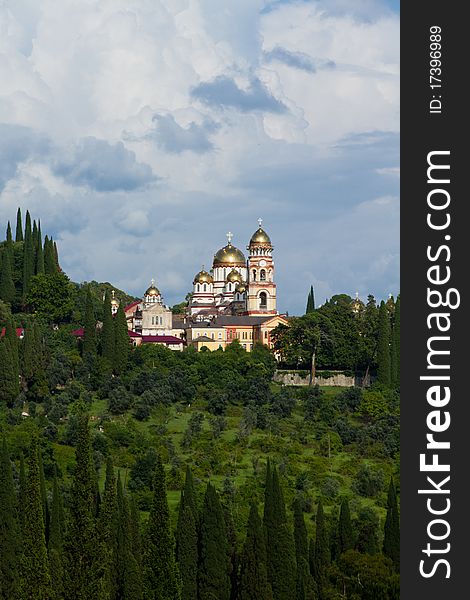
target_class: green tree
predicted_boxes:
[21,322,46,389]
[83,287,97,359]
[0,321,20,405]
[15,207,24,242]
[306,285,315,314]
[64,415,101,599]
[313,500,330,600]
[0,438,21,600]
[98,457,119,599]
[383,477,400,571]
[338,499,354,555]
[390,295,400,389]
[38,450,50,544]
[263,463,297,600]
[176,466,198,600]
[376,301,391,387]
[142,454,180,600]
[198,482,231,600]
[239,502,271,600]
[26,272,74,322]
[22,209,35,299]
[101,290,115,369]
[116,475,143,600]
[44,236,57,275]
[0,250,16,303]
[36,222,45,275]
[19,436,51,599]
[48,475,65,600]
[293,498,316,600]
[114,304,130,374]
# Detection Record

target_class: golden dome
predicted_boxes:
[193,269,214,284]
[145,279,160,296]
[227,269,242,283]
[236,282,247,293]
[110,290,119,306]
[213,243,246,266]
[249,227,271,246]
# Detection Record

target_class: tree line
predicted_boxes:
[1,418,399,600]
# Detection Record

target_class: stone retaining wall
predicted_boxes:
[273,370,371,387]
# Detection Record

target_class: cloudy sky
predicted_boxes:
[0,0,399,315]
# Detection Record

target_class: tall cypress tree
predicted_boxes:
[391,295,400,389]
[338,499,354,555]
[101,290,115,369]
[15,208,23,242]
[239,502,271,600]
[48,474,65,600]
[38,450,50,544]
[383,477,400,571]
[176,466,198,600]
[98,457,119,600]
[306,285,315,314]
[21,322,45,387]
[293,498,316,600]
[117,475,143,600]
[114,304,130,374]
[0,322,20,405]
[0,437,21,600]
[65,415,101,599]
[53,241,60,270]
[313,500,330,600]
[83,288,97,359]
[19,453,27,531]
[19,435,51,599]
[142,454,180,600]
[36,222,45,275]
[263,465,296,600]
[22,210,34,298]
[129,495,142,571]
[198,483,231,600]
[44,236,56,275]
[376,300,391,387]
[32,220,38,259]
[6,221,13,244]
[0,250,16,303]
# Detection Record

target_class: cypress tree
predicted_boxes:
[6,221,13,244]
[44,236,56,274]
[22,322,45,386]
[313,500,330,600]
[306,285,315,314]
[176,466,198,600]
[19,453,27,532]
[142,454,180,600]
[0,437,21,600]
[22,210,34,298]
[98,457,118,600]
[383,477,400,571]
[53,241,60,270]
[263,465,296,600]
[32,220,38,259]
[83,288,97,359]
[65,415,101,599]
[293,499,316,600]
[129,495,142,570]
[376,300,391,386]
[114,303,130,374]
[36,222,45,275]
[15,207,23,242]
[391,295,400,389]
[101,290,115,369]
[48,474,65,600]
[0,250,16,303]
[19,435,51,599]
[0,322,20,405]
[38,449,50,544]
[239,502,270,600]
[338,499,354,555]
[117,475,143,600]
[198,482,231,600]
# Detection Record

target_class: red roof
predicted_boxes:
[128,330,142,338]
[0,327,24,338]
[125,300,140,312]
[72,328,85,337]
[141,335,184,345]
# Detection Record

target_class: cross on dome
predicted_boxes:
[151,278,155,287]
[226,231,233,244]
[258,217,263,228]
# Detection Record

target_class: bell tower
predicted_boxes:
[246,219,277,315]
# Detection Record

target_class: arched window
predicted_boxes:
[259,292,267,309]
[197,284,200,292]
[260,269,266,281]
[203,284,207,292]
[252,269,257,281]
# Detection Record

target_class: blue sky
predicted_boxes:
[0,0,399,315]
